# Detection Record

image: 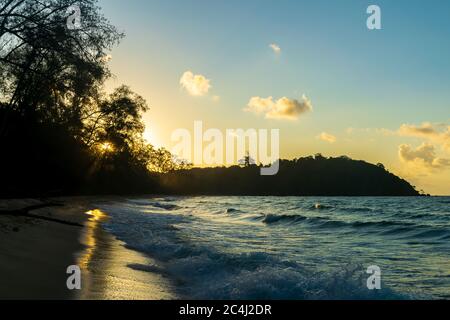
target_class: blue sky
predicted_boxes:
[99,0,450,194]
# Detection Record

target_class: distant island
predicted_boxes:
[159,155,421,197]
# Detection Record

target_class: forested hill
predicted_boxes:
[160,156,421,196]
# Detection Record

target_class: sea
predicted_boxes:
[97,196,450,300]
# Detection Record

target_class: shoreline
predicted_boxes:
[0,197,176,300]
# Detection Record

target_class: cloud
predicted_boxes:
[269,43,281,54]
[345,127,395,136]
[345,127,373,135]
[399,122,436,137]
[346,123,449,148]
[245,95,313,120]
[399,122,450,151]
[317,132,337,143]
[399,143,450,169]
[180,71,211,96]
[212,95,220,102]
[396,122,450,173]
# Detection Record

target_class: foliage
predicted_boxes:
[0,0,184,197]
[160,156,420,196]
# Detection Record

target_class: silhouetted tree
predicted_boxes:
[160,156,421,196]
[377,163,386,170]
[0,1,182,196]
[0,0,122,135]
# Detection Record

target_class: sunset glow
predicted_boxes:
[99,0,450,195]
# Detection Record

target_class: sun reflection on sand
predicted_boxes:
[78,210,108,271]
[85,209,107,222]
[75,208,175,300]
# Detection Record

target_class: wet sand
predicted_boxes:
[76,207,176,300]
[0,197,176,300]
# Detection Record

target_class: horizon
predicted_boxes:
[2,0,450,304]
[98,0,450,195]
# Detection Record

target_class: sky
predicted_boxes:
[98,0,450,195]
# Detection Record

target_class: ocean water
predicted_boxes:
[98,197,450,300]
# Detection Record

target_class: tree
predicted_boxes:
[0,0,122,136]
[160,156,421,196]
[0,0,192,196]
[315,153,325,160]
[239,151,255,167]
[83,86,148,149]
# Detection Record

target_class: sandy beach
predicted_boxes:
[0,197,176,300]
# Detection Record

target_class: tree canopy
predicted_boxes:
[160,156,421,196]
[0,0,186,197]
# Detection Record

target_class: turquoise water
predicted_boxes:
[99,196,450,299]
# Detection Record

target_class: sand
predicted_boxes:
[0,197,176,300]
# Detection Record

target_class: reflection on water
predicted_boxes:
[85,209,107,222]
[78,210,107,269]
[75,208,175,300]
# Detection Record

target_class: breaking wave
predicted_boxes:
[95,196,450,299]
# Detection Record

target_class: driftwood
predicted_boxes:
[0,203,83,227]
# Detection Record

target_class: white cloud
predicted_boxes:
[399,143,450,170]
[245,95,313,121]
[269,43,281,54]
[317,132,337,144]
[376,128,396,136]
[180,71,211,96]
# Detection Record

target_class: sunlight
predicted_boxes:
[85,209,107,222]
[77,209,109,289]
[144,129,162,148]
[99,142,114,153]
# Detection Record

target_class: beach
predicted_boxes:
[2,196,449,300]
[0,197,176,300]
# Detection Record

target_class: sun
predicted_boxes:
[99,142,114,153]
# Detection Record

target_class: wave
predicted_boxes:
[126,199,154,206]
[351,220,414,229]
[127,198,181,211]
[100,203,409,299]
[263,214,307,224]
[260,214,448,240]
[380,226,413,236]
[150,202,181,211]
[312,203,333,210]
[409,229,450,239]
[345,206,375,213]
[96,196,450,299]
[226,208,242,214]
[262,214,411,230]
[262,214,338,226]
[310,204,373,213]
[440,234,450,240]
